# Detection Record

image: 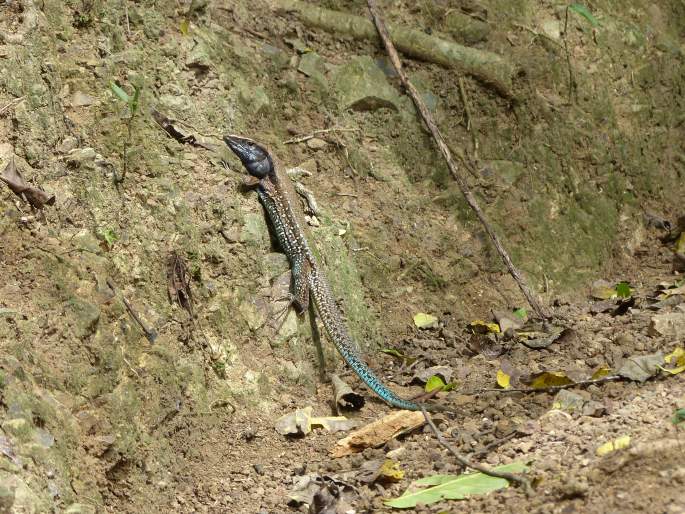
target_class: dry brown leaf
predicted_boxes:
[331,374,365,410]
[166,252,194,315]
[1,157,55,209]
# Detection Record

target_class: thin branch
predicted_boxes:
[107,278,158,343]
[366,0,550,320]
[421,406,533,495]
[284,127,360,144]
[472,374,623,394]
[0,96,25,115]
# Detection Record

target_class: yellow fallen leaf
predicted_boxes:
[496,369,511,389]
[661,347,685,375]
[675,232,685,254]
[591,366,612,380]
[596,435,631,456]
[414,313,438,329]
[180,19,189,36]
[591,280,618,300]
[379,459,404,481]
[526,371,574,389]
[665,347,685,366]
[469,320,501,334]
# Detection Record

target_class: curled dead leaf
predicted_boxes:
[166,251,194,315]
[1,158,55,209]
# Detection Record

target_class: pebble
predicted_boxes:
[306,137,327,150]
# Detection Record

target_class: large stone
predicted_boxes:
[297,52,327,87]
[648,309,685,338]
[331,56,401,112]
[0,475,44,514]
[235,77,270,115]
[67,298,101,338]
[64,503,96,514]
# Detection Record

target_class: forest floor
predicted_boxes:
[0,0,684,513]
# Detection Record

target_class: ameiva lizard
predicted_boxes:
[225,135,436,411]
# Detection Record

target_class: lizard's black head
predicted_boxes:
[223,135,274,179]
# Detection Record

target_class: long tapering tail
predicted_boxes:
[307,268,423,411]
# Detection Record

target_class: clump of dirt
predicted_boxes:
[0,0,683,513]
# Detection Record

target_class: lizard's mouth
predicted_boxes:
[223,135,257,161]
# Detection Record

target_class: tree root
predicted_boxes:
[272,0,517,99]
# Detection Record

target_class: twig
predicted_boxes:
[367,0,550,320]
[562,7,576,102]
[513,23,564,49]
[150,108,217,151]
[457,77,479,161]
[421,406,533,495]
[335,192,358,198]
[458,79,473,132]
[472,430,518,458]
[167,116,223,140]
[125,3,131,38]
[462,374,623,396]
[0,96,25,115]
[121,348,141,378]
[107,278,158,343]
[284,127,360,144]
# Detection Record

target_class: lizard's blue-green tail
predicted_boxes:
[308,268,425,411]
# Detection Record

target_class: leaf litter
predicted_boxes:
[1,157,55,209]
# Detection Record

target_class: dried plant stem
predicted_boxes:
[421,407,533,495]
[367,0,550,320]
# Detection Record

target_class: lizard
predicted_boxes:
[224,135,435,411]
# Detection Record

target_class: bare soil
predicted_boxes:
[0,1,683,513]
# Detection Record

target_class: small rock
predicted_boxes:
[0,476,43,513]
[69,298,101,338]
[70,91,96,107]
[297,52,327,86]
[56,136,78,153]
[331,56,401,112]
[648,311,685,338]
[66,148,97,167]
[64,503,96,514]
[186,40,211,70]
[2,418,31,437]
[306,138,327,150]
[558,477,589,499]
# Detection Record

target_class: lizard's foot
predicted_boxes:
[264,293,300,334]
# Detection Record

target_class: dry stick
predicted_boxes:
[458,78,479,162]
[366,0,550,321]
[0,97,25,115]
[562,6,576,102]
[106,278,158,343]
[474,374,623,394]
[421,406,533,495]
[284,127,360,145]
